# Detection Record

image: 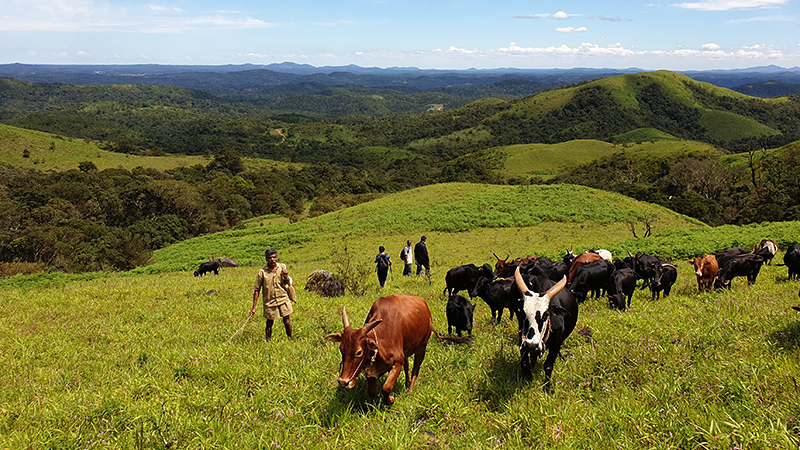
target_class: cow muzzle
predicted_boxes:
[337,376,356,389]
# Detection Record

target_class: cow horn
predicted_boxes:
[514,265,529,296]
[546,276,567,298]
[493,252,500,261]
[342,306,350,329]
[364,319,382,334]
[627,249,633,258]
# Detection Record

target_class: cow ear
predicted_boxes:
[686,260,693,265]
[324,333,343,343]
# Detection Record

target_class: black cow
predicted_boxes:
[631,252,660,283]
[446,294,475,337]
[714,253,765,291]
[524,256,569,283]
[470,276,515,324]
[607,268,637,310]
[784,245,800,280]
[715,246,751,270]
[570,260,615,303]
[513,268,577,392]
[194,261,220,277]
[444,263,494,298]
[650,262,678,300]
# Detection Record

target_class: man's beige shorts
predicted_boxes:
[264,301,293,320]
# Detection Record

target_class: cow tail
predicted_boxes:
[431,329,469,344]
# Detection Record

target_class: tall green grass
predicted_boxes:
[2,182,800,449]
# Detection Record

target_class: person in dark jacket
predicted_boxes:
[375,246,392,288]
[414,236,430,276]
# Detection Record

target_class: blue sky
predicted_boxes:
[1,0,798,70]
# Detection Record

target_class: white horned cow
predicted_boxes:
[513,266,578,392]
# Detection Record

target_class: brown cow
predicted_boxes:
[493,253,537,278]
[567,251,603,284]
[687,254,719,293]
[325,294,463,405]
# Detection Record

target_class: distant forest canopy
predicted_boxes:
[1,68,800,274]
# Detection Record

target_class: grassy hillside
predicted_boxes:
[493,137,725,181]
[2,181,800,448]
[132,183,705,276]
[0,123,305,173]
[0,124,208,172]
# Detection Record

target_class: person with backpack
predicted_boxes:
[375,246,392,288]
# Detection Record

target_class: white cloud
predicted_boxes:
[552,10,571,20]
[555,26,589,33]
[673,0,789,11]
[446,45,479,55]
[702,43,721,50]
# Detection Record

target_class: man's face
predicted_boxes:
[266,253,278,267]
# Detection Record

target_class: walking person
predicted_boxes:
[375,246,392,288]
[414,236,430,276]
[400,240,413,276]
[250,248,295,340]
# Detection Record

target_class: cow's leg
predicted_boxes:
[520,348,533,379]
[408,344,428,392]
[542,346,560,393]
[403,358,411,388]
[367,376,379,402]
[381,362,403,405]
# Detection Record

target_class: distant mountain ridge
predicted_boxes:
[3,62,800,98]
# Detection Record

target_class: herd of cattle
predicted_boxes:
[326,238,800,404]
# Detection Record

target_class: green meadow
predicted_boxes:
[496,136,722,181]
[2,183,800,449]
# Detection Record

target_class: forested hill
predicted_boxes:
[3,70,800,160]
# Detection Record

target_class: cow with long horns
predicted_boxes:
[513,267,578,392]
[324,294,464,405]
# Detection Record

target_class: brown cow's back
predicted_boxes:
[365,294,432,357]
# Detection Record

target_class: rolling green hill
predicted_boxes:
[0,123,208,172]
[133,182,706,276]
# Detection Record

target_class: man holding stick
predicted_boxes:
[251,248,296,340]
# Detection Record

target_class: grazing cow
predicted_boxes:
[714,254,765,291]
[194,261,220,277]
[513,267,577,392]
[324,295,464,405]
[443,263,494,298]
[785,245,800,280]
[715,246,750,270]
[470,276,515,324]
[567,251,603,284]
[687,254,719,293]
[446,294,475,337]
[525,256,569,283]
[607,268,636,310]
[630,251,660,283]
[570,260,615,303]
[753,239,778,265]
[493,253,537,279]
[650,262,678,300]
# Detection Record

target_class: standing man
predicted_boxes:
[375,245,392,288]
[251,248,295,340]
[400,239,413,276]
[414,235,430,276]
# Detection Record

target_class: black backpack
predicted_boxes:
[377,254,389,270]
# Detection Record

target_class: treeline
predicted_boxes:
[0,149,448,273]
[556,143,800,226]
